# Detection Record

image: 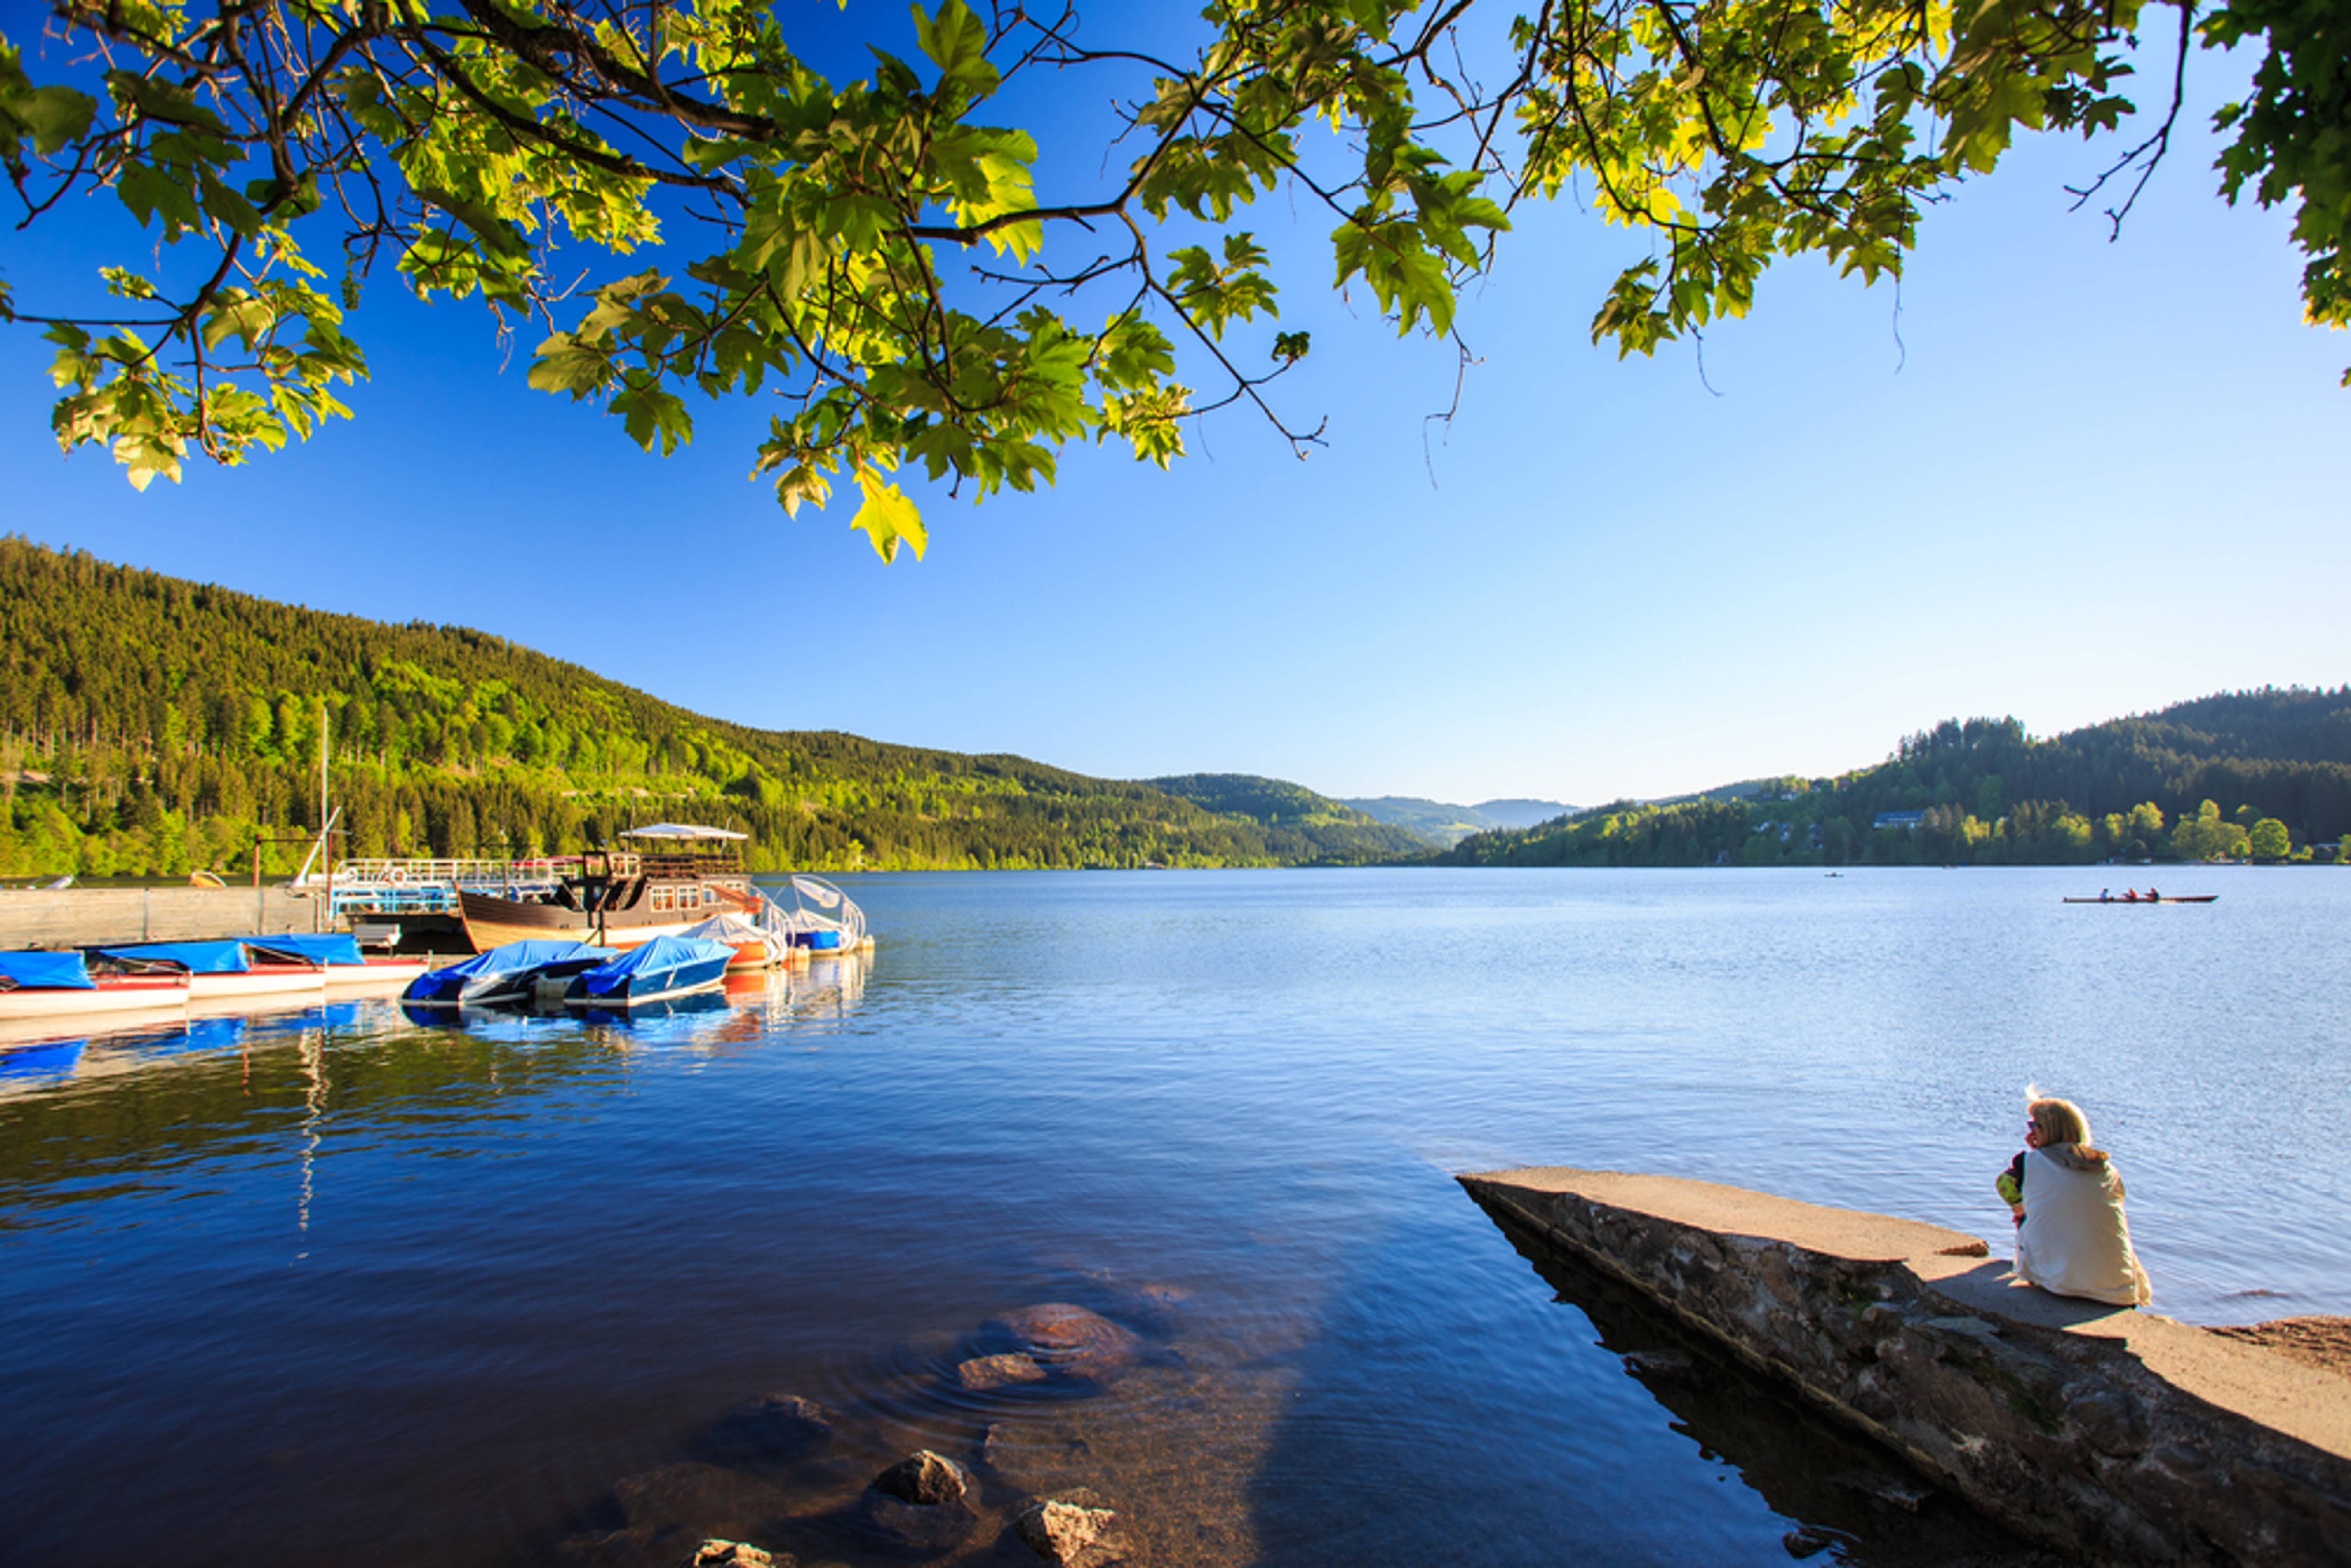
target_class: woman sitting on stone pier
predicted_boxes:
[1997,1095,2154,1308]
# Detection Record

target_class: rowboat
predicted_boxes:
[242,933,429,989]
[89,940,328,999]
[0,950,191,1019]
[2060,895,2220,904]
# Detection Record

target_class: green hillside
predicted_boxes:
[1148,775,1440,861]
[0,538,1415,876]
[1439,695,2351,869]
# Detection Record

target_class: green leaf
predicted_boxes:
[853,470,927,563]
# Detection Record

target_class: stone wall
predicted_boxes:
[1461,1167,2351,1566]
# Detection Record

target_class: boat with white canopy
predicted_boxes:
[455,825,760,952]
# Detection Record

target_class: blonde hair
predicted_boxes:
[2027,1096,2100,1155]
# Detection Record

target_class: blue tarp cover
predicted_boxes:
[445,939,611,978]
[403,940,614,1005]
[0,950,96,990]
[575,936,734,998]
[241,933,366,966]
[90,940,251,975]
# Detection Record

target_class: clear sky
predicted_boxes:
[2,8,2343,808]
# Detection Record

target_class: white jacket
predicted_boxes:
[2015,1146,2153,1307]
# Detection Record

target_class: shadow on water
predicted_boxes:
[1213,1184,2054,1568]
[1470,1205,2053,1567]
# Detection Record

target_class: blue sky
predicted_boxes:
[2,7,2343,807]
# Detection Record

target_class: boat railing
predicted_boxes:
[323,857,582,916]
[635,851,743,879]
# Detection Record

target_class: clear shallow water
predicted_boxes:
[1,866,2344,1566]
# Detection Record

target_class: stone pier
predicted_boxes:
[1460,1166,2351,1566]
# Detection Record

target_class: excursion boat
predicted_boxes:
[89,940,328,1000]
[561,935,735,1009]
[456,825,761,952]
[0,950,192,1020]
[401,940,615,1009]
[242,932,430,988]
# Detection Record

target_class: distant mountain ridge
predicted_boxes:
[1342,795,1576,846]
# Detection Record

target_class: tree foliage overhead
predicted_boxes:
[2,0,2340,553]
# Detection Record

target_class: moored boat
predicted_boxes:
[88,940,328,999]
[0,950,192,1019]
[764,875,873,955]
[561,936,735,1009]
[242,932,430,988]
[679,911,789,971]
[456,826,760,952]
[402,940,616,1009]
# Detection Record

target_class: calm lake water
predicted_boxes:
[2,866,2345,1567]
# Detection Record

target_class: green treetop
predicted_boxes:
[2,0,2343,558]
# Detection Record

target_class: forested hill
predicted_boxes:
[1148,775,1438,860]
[1439,692,2351,869]
[0,538,1415,876]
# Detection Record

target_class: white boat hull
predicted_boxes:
[0,980,193,1020]
[187,968,328,1000]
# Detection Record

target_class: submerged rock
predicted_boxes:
[984,1304,1144,1384]
[958,1353,1050,1391]
[861,1449,976,1551]
[874,1450,971,1507]
[698,1394,840,1465]
[612,1462,798,1539]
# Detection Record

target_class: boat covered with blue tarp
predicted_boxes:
[241,932,367,967]
[1,949,193,1024]
[89,940,253,975]
[1,951,97,990]
[89,938,328,1001]
[403,940,615,1009]
[563,935,734,1008]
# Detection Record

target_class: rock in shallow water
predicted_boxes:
[1015,1491,1129,1567]
[696,1394,840,1465]
[959,1352,1051,1391]
[691,1542,789,1568]
[613,1462,800,1539]
[861,1449,976,1551]
[985,1304,1144,1384]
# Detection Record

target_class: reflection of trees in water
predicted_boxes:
[0,960,874,1213]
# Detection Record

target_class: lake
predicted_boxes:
[2,866,2343,1566]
